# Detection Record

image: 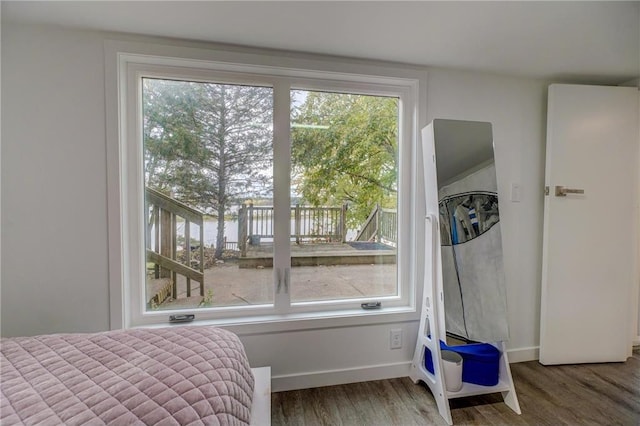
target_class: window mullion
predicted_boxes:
[272,80,292,312]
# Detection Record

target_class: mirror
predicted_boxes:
[432,119,509,343]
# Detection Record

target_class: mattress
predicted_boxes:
[1,326,254,425]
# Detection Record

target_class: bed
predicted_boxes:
[1,326,269,425]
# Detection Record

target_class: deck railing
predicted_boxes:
[354,204,397,246]
[379,208,398,245]
[145,187,205,304]
[238,203,348,256]
[222,238,238,251]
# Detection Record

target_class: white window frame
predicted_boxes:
[105,40,427,331]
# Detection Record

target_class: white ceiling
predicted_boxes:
[3,1,639,84]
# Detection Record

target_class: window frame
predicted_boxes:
[105,40,427,330]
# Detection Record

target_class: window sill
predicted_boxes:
[133,305,419,336]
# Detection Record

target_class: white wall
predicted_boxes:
[425,69,548,359]
[4,22,627,391]
[1,23,110,336]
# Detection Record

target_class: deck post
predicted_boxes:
[248,203,254,244]
[160,208,172,278]
[239,204,247,257]
[199,221,204,296]
[153,206,160,279]
[375,203,381,243]
[185,220,191,297]
[295,204,301,244]
[340,203,347,243]
[171,213,177,297]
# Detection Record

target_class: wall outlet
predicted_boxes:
[390,329,402,349]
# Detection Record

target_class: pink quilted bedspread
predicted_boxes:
[1,326,254,425]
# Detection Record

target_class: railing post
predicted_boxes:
[160,207,172,278]
[145,200,151,249]
[248,203,254,243]
[341,203,347,243]
[295,204,301,245]
[375,203,381,243]
[200,222,205,296]
[153,205,160,279]
[171,212,177,296]
[239,204,245,257]
[384,209,398,246]
[185,220,191,297]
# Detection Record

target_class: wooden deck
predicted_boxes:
[146,242,397,309]
[144,192,399,308]
[239,242,396,268]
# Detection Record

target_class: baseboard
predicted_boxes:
[505,342,640,362]
[506,346,539,363]
[272,347,540,392]
[271,361,412,392]
[270,341,635,393]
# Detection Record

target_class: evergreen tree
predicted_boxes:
[143,79,273,258]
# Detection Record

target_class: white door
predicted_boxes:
[540,84,639,365]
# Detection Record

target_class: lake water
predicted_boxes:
[153,219,357,248]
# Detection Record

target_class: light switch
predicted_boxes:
[510,183,521,202]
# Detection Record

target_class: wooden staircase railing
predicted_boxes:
[354,204,397,246]
[145,187,204,304]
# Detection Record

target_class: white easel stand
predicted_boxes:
[409,215,521,425]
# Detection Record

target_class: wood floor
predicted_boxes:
[271,348,639,425]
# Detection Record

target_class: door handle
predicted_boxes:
[284,267,290,294]
[277,268,282,293]
[555,186,585,197]
[276,267,290,294]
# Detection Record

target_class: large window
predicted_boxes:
[109,45,423,327]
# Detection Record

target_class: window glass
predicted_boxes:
[142,78,274,311]
[288,90,399,302]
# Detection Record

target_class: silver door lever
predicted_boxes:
[555,186,585,197]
